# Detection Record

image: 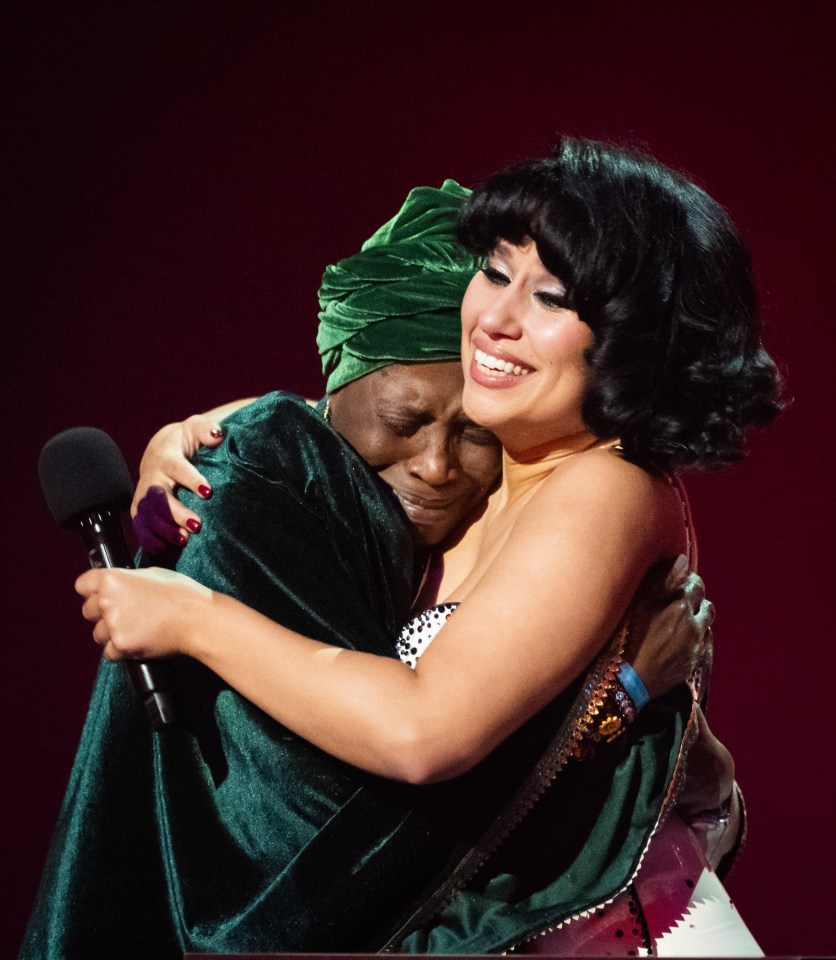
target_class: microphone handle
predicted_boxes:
[79,507,178,729]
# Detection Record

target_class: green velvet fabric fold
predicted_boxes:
[316,179,479,393]
[21,394,444,957]
[21,393,690,958]
[394,688,691,953]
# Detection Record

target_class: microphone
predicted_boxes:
[38,426,177,729]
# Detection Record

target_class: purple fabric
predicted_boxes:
[132,485,181,555]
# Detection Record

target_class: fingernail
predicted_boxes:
[186,518,202,533]
[671,554,689,579]
[177,532,188,547]
[198,484,212,499]
[209,426,224,439]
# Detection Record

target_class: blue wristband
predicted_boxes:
[617,661,649,712]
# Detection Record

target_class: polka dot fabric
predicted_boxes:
[395,603,459,668]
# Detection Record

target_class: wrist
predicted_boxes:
[616,660,649,711]
[175,577,215,661]
[574,656,648,761]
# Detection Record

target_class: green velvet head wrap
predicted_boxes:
[316,179,479,393]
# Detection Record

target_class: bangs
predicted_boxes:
[455,153,665,322]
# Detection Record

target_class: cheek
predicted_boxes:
[459,279,483,335]
[538,323,593,373]
[371,442,423,487]
[348,429,408,474]
[459,445,502,495]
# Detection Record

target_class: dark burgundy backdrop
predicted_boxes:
[5,2,834,955]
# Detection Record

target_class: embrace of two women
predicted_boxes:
[21,137,783,959]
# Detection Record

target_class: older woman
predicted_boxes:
[23,178,711,960]
[73,139,781,955]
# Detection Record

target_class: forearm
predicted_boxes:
[188,590,455,782]
[202,397,258,422]
[203,396,317,422]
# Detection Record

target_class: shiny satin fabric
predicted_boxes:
[20,393,691,957]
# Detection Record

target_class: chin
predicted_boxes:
[414,517,459,548]
[415,529,446,549]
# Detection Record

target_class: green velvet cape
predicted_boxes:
[20,393,692,958]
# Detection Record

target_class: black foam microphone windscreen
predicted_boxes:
[39,427,177,727]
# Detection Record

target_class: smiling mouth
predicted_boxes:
[474,347,531,377]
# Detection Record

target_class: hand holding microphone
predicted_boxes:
[39,427,178,728]
[75,565,211,662]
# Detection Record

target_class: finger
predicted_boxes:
[181,413,225,450]
[134,488,194,551]
[134,527,175,556]
[693,599,716,637]
[80,594,103,623]
[142,501,188,542]
[661,554,690,595]
[92,618,111,647]
[145,504,198,543]
[167,499,203,534]
[74,568,102,598]
[166,458,213,500]
[133,508,183,553]
[682,573,706,613]
[195,422,224,446]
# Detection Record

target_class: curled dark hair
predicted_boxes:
[457,137,786,471]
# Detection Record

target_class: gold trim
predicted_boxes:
[380,620,630,952]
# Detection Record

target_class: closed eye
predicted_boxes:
[534,290,571,310]
[381,418,422,437]
[462,425,501,447]
[480,265,510,286]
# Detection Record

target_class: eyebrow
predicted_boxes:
[492,239,514,256]
[376,401,430,418]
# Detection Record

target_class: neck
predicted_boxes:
[499,429,617,500]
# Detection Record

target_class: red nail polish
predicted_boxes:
[177,532,188,547]
[186,518,201,533]
[198,485,212,499]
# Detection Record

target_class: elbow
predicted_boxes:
[382,722,483,785]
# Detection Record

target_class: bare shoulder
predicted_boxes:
[525,447,684,553]
[544,446,670,502]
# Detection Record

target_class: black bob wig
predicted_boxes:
[457,137,786,471]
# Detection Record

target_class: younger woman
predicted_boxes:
[76,139,783,954]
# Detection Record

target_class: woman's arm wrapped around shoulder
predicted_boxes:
[76,446,690,785]
[132,399,256,553]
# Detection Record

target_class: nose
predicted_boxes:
[407,433,458,487]
[477,284,522,341]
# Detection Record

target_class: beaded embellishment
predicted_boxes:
[395,603,458,668]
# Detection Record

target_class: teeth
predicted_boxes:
[474,348,529,376]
